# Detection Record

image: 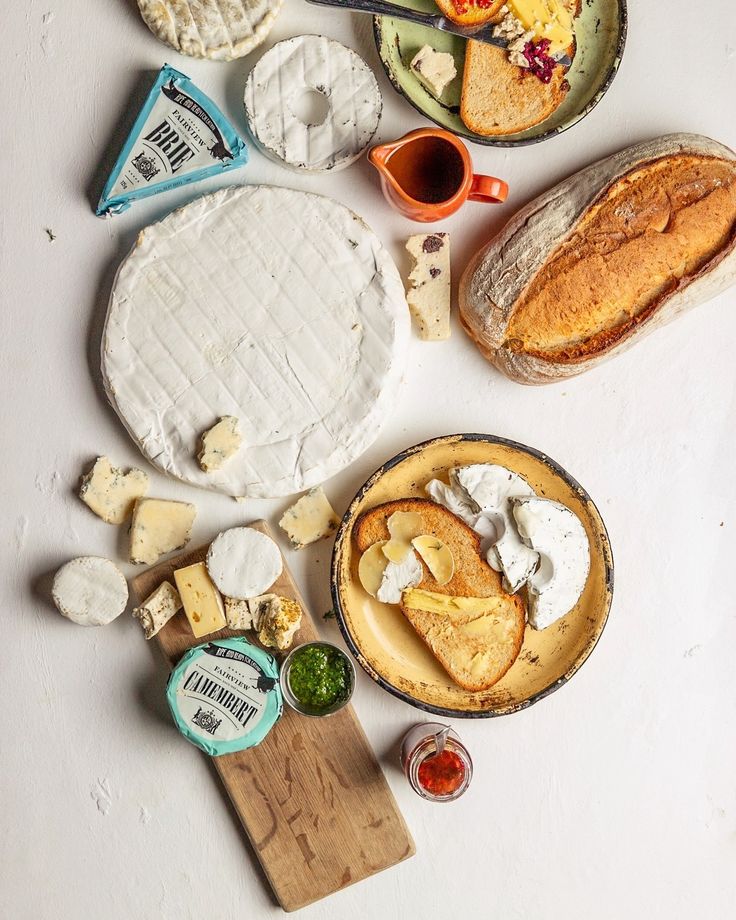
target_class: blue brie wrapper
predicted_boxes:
[167,638,282,757]
[96,64,248,217]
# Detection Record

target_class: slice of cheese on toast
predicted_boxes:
[460,0,581,137]
[353,499,525,691]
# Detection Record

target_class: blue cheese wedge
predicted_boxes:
[79,456,149,524]
[406,234,451,341]
[198,416,242,472]
[224,596,254,630]
[130,498,196,565]
[52,557,128,627]
[279,487,340,549]
[410,45,457,98]
[133,581,182,639]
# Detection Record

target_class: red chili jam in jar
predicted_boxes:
[400,723,473,802]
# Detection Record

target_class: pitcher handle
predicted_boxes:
[469,175,508,204]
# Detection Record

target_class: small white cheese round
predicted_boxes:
[206,528,282,600]
[137,0,282,62]
[244,35,382,173]
[52,557,129,627]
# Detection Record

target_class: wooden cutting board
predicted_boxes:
[132,521,415,912]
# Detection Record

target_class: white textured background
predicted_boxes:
[3,1,735,917]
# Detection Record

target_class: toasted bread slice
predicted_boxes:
[353,499,525,691]
[434,0,505,27]
[460,42,570,136]
[459,0,581,136]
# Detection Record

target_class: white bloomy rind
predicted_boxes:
[206,528,283,600]
[244,35,382,173]
[52,557,128,627]
[102,185,408,498]
[512,497,590,630]
[452,464,539,593]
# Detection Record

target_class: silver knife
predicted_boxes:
[304,0,572,65]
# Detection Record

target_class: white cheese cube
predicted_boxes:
[410,45,457,98]
[406,233,451,341]
[79,456,148,524]
[130,498,196,565]
[224,596,254,630]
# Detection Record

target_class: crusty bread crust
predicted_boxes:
[434,0,505,27]
[353,499,525,691]
[459,134,736,384]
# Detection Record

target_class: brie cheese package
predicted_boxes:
[167,638,282,756]
[96,65,248,217]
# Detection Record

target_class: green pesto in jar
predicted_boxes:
[288,645,351,711]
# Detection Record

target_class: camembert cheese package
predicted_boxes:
[167,638,282,756]
[96,65,248,217]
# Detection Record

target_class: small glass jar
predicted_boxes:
[400,722,473,802]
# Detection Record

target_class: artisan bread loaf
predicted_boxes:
[459,134,736,383]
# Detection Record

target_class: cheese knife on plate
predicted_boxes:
[304,0,572,65]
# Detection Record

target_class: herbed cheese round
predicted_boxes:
[102,185,409,497]
[52,557,129,627]
[244,35,382,173]
[206,528,282,599]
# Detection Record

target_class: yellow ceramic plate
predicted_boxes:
[331,434,614,717]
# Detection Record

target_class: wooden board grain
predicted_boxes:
[132,522,415,912]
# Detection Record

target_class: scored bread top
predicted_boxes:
[353,498,506,598]
[504,154,736,360]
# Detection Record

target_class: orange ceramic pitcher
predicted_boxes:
[368,128,508,222]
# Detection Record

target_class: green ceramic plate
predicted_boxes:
[374,0,627,146]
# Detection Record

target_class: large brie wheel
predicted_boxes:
[137,0,282,61]
[102,185,409,498]
[244,35,383,173]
